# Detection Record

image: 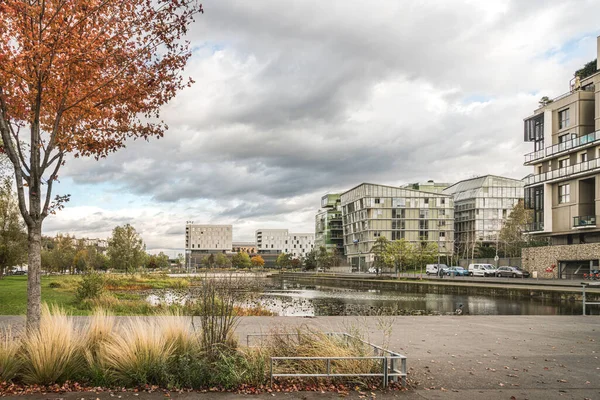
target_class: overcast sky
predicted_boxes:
[43,0,600,255]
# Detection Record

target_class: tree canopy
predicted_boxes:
[0,0,203,329]
[107,224,145,273]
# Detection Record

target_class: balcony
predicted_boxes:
[524,157,600,186]
[573,215,597,228]
[524,221,544,233]
[524,130,600,164]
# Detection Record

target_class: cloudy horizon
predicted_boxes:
[42,0,600,255]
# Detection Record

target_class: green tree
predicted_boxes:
[384,239,412,273]
[236,252,251,268]
[0,178,27,278]
[276,252,292,269]
[46,234,76,274]
[575,59,598,79]
[205,254,215,269]
[316,246,333,271]
[214,253,231,268]
[107,224,145,274]
[176,253,185,268]
[499,200,548,257]
[413,240,439,278]
[370,236,390,274]
[250,255,265,268]
[145,252,169,269]
[303,249,317,271]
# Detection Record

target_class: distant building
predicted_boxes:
[400,180,452,194]
[185,224,232,253]
[340,183,454,270]
[442,175,524,257]
[232,241,257,254]
[315,193,344,255]
[255,229,315,259]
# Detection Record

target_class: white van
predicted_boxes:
[426,264,448,275]
[468,263,496,277]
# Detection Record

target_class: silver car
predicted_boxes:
[496,266,530,278]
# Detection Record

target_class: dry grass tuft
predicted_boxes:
[155,310,197,355]
[0,327,21,382]
[20,304,84,385]
[97,317,174,386]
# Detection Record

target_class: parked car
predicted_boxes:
[426,264,448,276]
[496,266,530,278]
[446,266,468,276]
[468,263,497,277]
[13,270,27,275]
[367,267,377,274]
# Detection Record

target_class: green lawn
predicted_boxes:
[0,275,87,315]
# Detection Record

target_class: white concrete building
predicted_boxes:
[185,224,232,253]
[255,229,315,258]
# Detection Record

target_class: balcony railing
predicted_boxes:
[524,130,600,164]
[524,157,600,186]
[524,221,544,232]
[573,215,597,228]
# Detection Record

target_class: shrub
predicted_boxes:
[0,327,21,382]
[48,282,62,289]
[75,272,106,303]
[20,304,84,385]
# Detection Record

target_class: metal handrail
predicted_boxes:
[525,157,600,186]
[247,332,407,388]
[524,130,600,164]
[573,215,597,227]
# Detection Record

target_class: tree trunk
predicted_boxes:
[26,223,42,331]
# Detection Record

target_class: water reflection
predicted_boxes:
[145,278,597,316]
[253,279,595,316]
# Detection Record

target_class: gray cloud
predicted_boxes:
[50,0,600,248]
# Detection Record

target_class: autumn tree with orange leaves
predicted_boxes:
[0,0,203,329]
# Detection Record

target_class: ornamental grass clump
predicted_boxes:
[0,327,21,383]
[97,318,174,387]
[20,304,84,385]
[83,308,117,386]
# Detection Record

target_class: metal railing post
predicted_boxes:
[391,357,397,382]
[326,358,331,377]
[401,358,407,387]
[582,283,586,316]
[270,358,273,387]
[382,357,388,388]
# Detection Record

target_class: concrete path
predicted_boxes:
[2,315,599,399]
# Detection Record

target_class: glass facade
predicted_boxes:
[340,183,454,268]
[442,176,524,255]
[315,194,344,254]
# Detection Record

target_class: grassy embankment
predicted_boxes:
[0,274,194,316]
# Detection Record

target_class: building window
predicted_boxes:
[440,198,445,205]
[439,232,445,238]
[374,198,380,204]
[558,108,570,129]
[424,198,429,204]
[559,184,570,204]
[440,209,445,216]
[580,153,588,163]
[558,158,570,169]
[537,165,543,175]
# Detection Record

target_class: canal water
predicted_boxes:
[250,278,594,316]
[149,277,596,316]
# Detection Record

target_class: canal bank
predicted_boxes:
[277,272,600,302]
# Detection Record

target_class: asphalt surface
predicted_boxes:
[1,315,599,399]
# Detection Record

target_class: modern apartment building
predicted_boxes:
[255,229,315,258]
[522,36,600,278]
[315,193,344,255]
[185,224,232,253]
[400,180,452,194]
[442,175,524,257]
[340,183,454,270]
